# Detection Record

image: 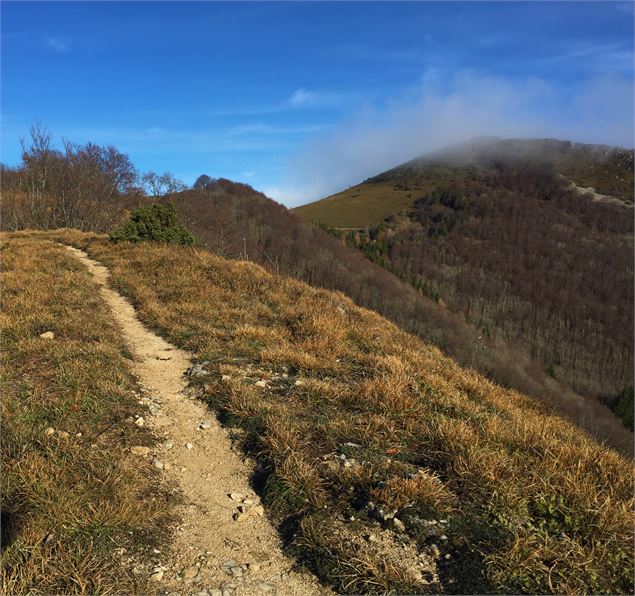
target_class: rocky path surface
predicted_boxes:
[64,246,325,596]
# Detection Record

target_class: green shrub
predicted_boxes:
[610,386,634,431]
[110,202,195,245]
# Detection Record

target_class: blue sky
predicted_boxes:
[2,1,633,205]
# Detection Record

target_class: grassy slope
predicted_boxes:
[292,182,417,228]
[171,182,633,455]
[0,234,173,594]
[48,229,634,595]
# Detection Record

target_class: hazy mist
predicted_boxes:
[271,72,633,206]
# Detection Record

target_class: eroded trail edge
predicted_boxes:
[64,245,324,596]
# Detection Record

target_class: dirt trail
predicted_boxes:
[64,246,325,596]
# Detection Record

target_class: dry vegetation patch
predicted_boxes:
[29,230,635,594]
[0,235,174,594]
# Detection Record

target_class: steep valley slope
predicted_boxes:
[293,138,634,421]
[167,173,632,453]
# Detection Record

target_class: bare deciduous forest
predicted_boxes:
[341,154,634,405]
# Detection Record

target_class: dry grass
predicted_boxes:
[292,182,418,228]
[0,235,174,594]
[15,229,635,594]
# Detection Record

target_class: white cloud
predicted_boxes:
[285,88,346,109]
[272,71,634,206]
[228,122,325,135]
[45,36,71,52]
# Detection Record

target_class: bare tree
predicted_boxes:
[142,171,186,197]
[7,123,138,230]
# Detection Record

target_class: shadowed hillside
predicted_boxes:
[166,179,632,454]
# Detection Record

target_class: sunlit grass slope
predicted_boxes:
[292,182,417,228]
[293,165,472,228]
[42,229,635,595]
[0,234,173,594]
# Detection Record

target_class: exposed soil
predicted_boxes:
[64,245,326,596]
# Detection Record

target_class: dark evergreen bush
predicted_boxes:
[611,386,634,431]
[110,202,195,245]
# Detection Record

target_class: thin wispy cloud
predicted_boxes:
[542,42,633,73]
[45,36,70,52]
[286,88,347,109]
[228,122,325,136]
[274,70,633,206]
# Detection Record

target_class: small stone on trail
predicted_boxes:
[164,441,174,449]
[392,518,406,532]
[253,505,265,517]
[199,422,211,430]
[243,498,255,505]
[229,493,244,502]
[135,417,145,427]
[150,570,164,581]
[254,380,268,388]
[39,331,55,339]
[234,512,251,523]
[153,459,164,470]
[185,443,193,450]
[258,582,273,592]
[247,563,261,572]
[221,375,231,381]
[180,566,199,580]
[44,427,55,436]
[75,432,82,438]
[130,446,151,457]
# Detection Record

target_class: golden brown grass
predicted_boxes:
[16,229,635,594]
[0,235,174,594]
[292,182,418,228]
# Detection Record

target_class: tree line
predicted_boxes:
[1,124,185,231]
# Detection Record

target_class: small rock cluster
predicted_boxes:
[218,364,309,394]
[229,492,265,522]
[43,427,80,439]
[187,361,211,378]
[331,518,439,588]
[137,389,163,417]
